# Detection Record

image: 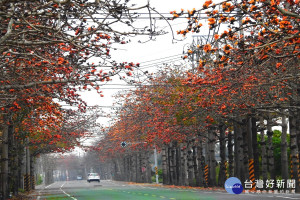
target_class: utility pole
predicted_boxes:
[183,35,210,73]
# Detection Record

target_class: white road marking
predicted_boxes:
[274,196,300,199]
[60,182,77,200]
[37,182,56,199]
[147,187,158,190]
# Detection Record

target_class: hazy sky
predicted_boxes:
[79,0,207,126]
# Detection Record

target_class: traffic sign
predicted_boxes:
[121,141,127,147]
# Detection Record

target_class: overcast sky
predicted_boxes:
[78,0,207,126]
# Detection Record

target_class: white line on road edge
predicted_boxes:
[37,182,56,200]
[274,196,300,200]
[60,182,77,200]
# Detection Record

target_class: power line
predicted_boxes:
[84,17,207,20]
[67,12,238,18]
[95,83,136,86]
[60,105,121,108]
[140,54,183,64]
[81,54,184,69]
[140,58,184,69]
[98,87,135,90]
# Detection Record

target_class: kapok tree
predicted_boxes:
[0,0,160,109]
[0,0,164,197]
[171,0,299,189]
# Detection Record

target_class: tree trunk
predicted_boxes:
[130,154,137,182]
[251,117,259,180]
[266,117,275,182]
[176,145,181,185]
[8,121,18,196]
[20,147,27,189]
[296,93,300,192]
[259,117,268,187]
[172,143,178,185]
[128,155,132,182]
[141,152,146,183]
[1,115,9,200]
[177,144,183,185]
[123,155,128,181]
[218,123,227,186]
[30,154,35,190]
[162,144,168,185]
[242,119,249,182]
[146,152,152,183]
[181,143,188,186]
[114,158,122,181]
[182,143,189,186]
[17,144,25,192]
[192,142,200,186]
[289,111,300,192]
[196,137,205,187]
[234,121,244,181]
[187,141,195,186]
[208,127,216,186]
[168,143,175,185]
[136,153,142,183]
[227,130,234,178]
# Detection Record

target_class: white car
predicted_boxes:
[87,173,100,182]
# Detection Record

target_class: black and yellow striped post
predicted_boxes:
[289,154,300,192]
[224,160,228,179]
[31,175,35,190]
[24,174,31,192]
[248,159,256,191]
[204,164,209,186]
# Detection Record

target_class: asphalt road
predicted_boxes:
[32,180,300,200]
